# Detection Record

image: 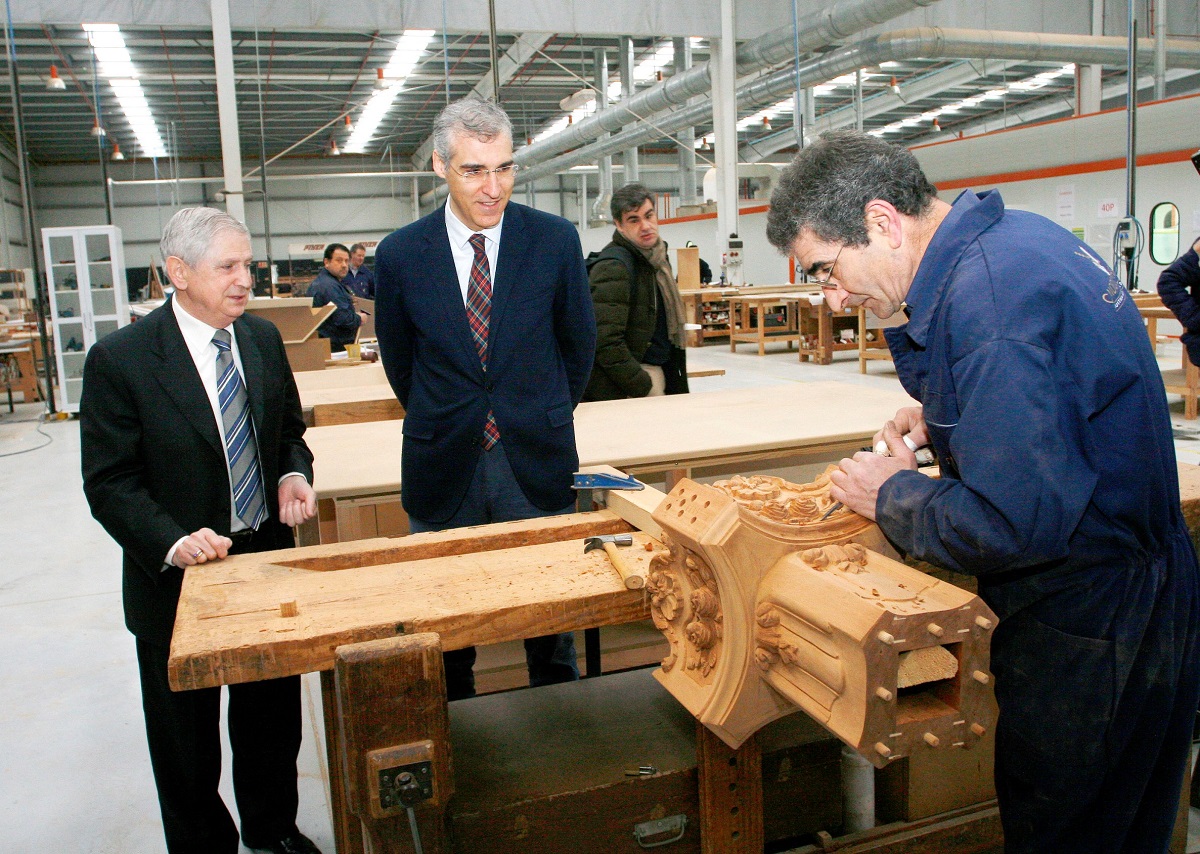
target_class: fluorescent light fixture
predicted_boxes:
[344,29,435,154]
[873,64,1078,137]
[83,23,166,158]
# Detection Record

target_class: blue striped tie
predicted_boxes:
[212,329,266,530]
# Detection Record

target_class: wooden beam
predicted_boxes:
[335,633,453,853]
[697,723,764,853]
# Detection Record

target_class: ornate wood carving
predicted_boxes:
[650,473,997,769]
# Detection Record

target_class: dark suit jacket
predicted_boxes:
[81,299,314,647]
[374,202,596,523]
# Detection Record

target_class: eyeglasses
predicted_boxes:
[810,244,844,288]
[449,163,521,182]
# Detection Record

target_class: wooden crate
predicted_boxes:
[447,667,842,853]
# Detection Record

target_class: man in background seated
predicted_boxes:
[308,242,364,352]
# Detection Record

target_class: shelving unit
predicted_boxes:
[42,225,128,413]
[700,299,730,338]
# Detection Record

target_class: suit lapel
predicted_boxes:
[150,300,223,457]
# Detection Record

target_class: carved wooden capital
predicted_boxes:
[650,472,997,769]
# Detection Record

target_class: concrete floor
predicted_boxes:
[2,339,1199,853]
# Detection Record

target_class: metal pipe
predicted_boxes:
[673,37,698,206]
[487,0,500,102]
[591,48,613,225]
[110,170,438,187]
[3,0,56,412]
[1154,0,1166,101]
[515,0,939,166]
[714,0,739,258]
[211,0,245,221]
[841,747,876,833]
[514,28,1200,185]
[620,36,640,184]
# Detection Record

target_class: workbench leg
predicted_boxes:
[818,302,833,365]
[321,670,366,854]
[696,722,763,854]
[665,468,688,492]
[584,627,602,678]
[335,633,453,854]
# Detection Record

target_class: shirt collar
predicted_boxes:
[901,189,1005,346]
[444,201,504,250]
[171,294,235,362]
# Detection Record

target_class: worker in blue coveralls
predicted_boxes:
[766,129,1200,854]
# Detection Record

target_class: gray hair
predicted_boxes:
[160,207,249,267]
[766,129,938,252]
[431,96,513,164]
[611,183,654,222]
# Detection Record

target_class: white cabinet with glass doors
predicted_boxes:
[42,225,128,412]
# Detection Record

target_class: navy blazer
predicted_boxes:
[374,202,596,523]
[81,299,314,646]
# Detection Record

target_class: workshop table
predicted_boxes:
[0,342,41,409]
[726,291,806,355]
[297,381,919,544]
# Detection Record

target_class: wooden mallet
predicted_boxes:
[584,533,644,589]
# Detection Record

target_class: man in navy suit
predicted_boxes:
[375,96,596,699]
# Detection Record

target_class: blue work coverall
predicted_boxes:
[878,189,1200,853]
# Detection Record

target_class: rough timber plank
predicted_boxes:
[169,523,658,691]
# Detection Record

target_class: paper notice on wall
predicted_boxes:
[1097,199,1120,219]
[1057,185,1075,220]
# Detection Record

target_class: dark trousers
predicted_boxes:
[989,532,1200,853]
[409,438,580,701]
[134,527,304,854]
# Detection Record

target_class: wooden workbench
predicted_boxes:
[169,461,1200,853]
[726,291,806,355]
[298,381,917,543]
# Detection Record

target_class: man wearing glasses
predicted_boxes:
[767,129,1200,854]
[374,96,596,700]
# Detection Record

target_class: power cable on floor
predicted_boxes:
[0,420,55,457]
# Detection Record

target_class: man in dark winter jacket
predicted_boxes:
[584,183,689,401]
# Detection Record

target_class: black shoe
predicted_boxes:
[247,831,323,854]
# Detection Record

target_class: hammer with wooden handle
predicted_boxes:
[583,533,644,589]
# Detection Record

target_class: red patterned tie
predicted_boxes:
[468,233,500,450]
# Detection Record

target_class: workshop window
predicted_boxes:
[1149,202,1181,265]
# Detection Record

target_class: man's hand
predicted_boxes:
[278,475,317,527]
[830,420,918,520]
[172,528,232,568]
[873,405,928,451]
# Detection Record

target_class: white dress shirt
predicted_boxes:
[165,298,302,564]
[444,202,504,304]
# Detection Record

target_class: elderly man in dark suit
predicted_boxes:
[81,207,321,854]
[374,96,596,700]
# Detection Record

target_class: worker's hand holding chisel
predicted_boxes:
[828,406,925,521]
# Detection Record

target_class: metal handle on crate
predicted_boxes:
[633,814,688,848]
